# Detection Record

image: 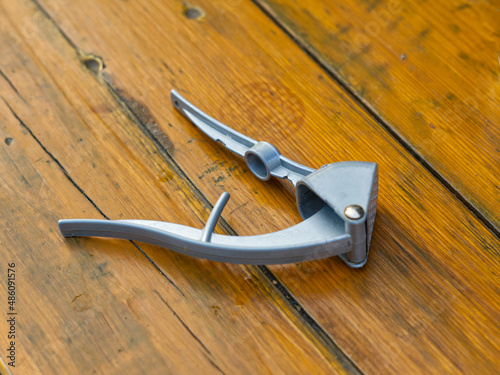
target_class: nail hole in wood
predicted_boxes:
[78,51,105,75]
[184,5,205,20]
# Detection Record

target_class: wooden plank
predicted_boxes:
[0,102,220,374]
[255,0,500,232]
[0,2,353,374]
[5,0,500,373]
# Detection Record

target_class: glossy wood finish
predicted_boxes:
[0,1,351,373]
[256,0,500,232]
[0,0,499,373]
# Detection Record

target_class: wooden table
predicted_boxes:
[0,0,499,373]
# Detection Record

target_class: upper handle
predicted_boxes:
[171,90,314,186]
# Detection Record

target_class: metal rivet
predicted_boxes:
[344,205,364,220]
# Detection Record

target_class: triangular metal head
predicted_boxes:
[296,162,378,265]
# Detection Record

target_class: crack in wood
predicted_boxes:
[152,289,226,375]
[0,68,27,104]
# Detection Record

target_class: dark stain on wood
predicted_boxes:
[113,87,175,155]
[456,3,471,11]
[449,24,461,33]
[213,175,224,183]
[71,294,83,303]
[96,262,112,277]
[161,61,175,76]
[458,52,469,60]
[418,28,431,39]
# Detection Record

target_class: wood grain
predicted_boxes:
[0,1,352,374]
[1,0,500,373]
[255,0,500,232]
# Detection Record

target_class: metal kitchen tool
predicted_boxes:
[59,90,378,267]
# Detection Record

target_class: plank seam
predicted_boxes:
[2,98,108,220]
[0,69,27,104]
[250,0,500,241]
[257,265,363,374]
[2,98,184,296]
[153,290,226,375]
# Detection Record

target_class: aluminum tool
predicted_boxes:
[59,90,378,267]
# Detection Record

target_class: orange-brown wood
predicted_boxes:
[1,0,499,373]
[0,2,352,374]
[256,0,500,232]
[0,105,343,374]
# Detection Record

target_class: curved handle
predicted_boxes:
[59,194,352,265]
[171,90,314,185]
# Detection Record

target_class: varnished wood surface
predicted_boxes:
[0,0,499,374]
[256,0,500,233]
[0,2,349,374]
